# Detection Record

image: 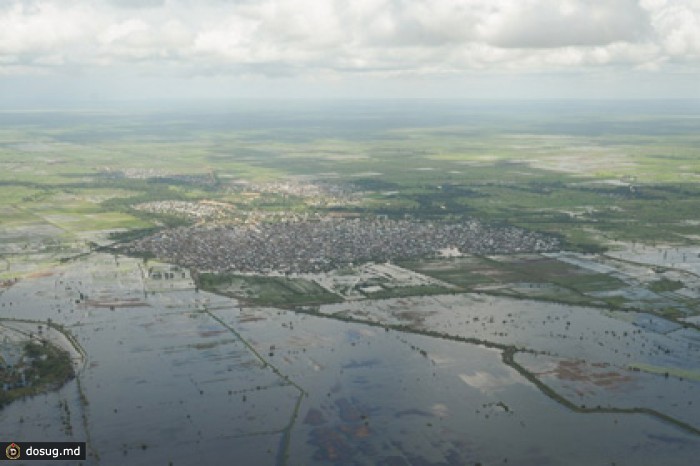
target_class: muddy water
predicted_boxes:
[219,307,700,465]
[1,254,699,465]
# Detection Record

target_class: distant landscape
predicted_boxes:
[2,100,700,465]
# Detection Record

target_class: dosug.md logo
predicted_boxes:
[5,443,20,460]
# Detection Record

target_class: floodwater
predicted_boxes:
[1,254,699,465]
[607,244,700,276]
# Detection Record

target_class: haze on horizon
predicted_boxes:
[1,0,700,105]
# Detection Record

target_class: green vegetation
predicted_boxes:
[359,284,453,299]
[108,227,165,243]
[403,254,625,295]
[399,253,698,318]
[0,341,75,408]
[3,104,700,288]
[628,362,700,382]
[648,278,684,293]
[198,273,342,307]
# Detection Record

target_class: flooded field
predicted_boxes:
[607,245,700,276]
[1,253,699,465]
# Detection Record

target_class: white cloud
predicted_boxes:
[0,2,92,56]
[647,1,700,57]
[99,18,150,46]
[0,0,699,83]
[478,0,651,48]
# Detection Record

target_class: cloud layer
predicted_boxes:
[1,0,699,82]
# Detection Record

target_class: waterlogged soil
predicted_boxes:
[320,294,700,372]
[217,307,700,465]
[607,245,700,275]
[0,254,699,465]
[319,294,700,432]
[515,353,700,429]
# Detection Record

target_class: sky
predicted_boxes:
[1,0,700,103]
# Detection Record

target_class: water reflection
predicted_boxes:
[0,254,698,465]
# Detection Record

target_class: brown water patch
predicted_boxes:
[27,270,54,279]
[393,310,437,326]
[335,398,363,422]
[309,426,356,462]
[198,329,228,338]
[81,298,149,308]
[548,359,635,389]
[238,315,266,323]
[304,408,327,426]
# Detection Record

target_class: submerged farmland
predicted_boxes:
[1,252,699,465]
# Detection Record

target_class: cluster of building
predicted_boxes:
[99,168,216,186]
[123,217,559,274]
[130,180,363,222]
[133,200,236,221]
[132,201,345,224]
[243,180,358,200]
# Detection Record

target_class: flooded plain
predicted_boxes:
[1,253,699,465]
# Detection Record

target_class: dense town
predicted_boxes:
[123,217,560,273]
[133,200,237,221]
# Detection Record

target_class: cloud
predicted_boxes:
[108,0,166,8]
[0,2,93,56]
[479,0,652,48]
[646,1,700,57]
[0,0,699,80]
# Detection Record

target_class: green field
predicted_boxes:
[399,252,700,319]
[2,102,700,280]
[197,273,342,307]
[0,340,75,408]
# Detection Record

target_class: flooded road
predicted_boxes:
[1,254,699,465]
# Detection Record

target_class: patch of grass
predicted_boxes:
[629,363,700,382]
[108,227,163,243]
[648,278,684,293]
[361,284,453,299]
[400,257,509,289]
[402,254,632,310]
[0,340,75,408]
[198,273,342,307]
